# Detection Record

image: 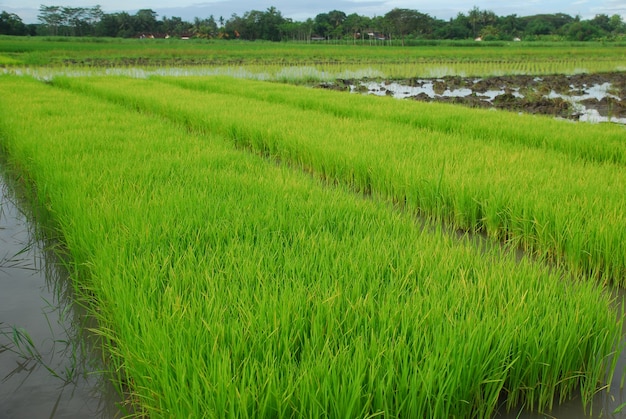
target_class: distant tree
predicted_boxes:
[62,6,102,36]
[438,13,472,39]
[497,14,524,40]
[521,13,575,38]
[280,18,315,41]
[384,8,422,45]
[344,13,369,44]
[96,10,160,38]
[328,10,346,39]
[302,18,314,41]
[586,13,624,38]
[258,6,286,41]
[428,18,447,39]
[525,19,552,36]
[134,9,158,35]
[38,5,63,35]
[412,11,436,39]
[86,5,103,32]
[162,16,192,37]
[563,20,602,41]
[94,12,119,37]
[379,15,394,44]
[15,5,626,42]
[240,10,263,39]
[0,10,28,35]
[313,13,332,39]
[192,16,218,38]
[609,14,626,34]
[590,14,612,33]
[313,10,346,40]
[464,7,497,38]
[37,5,102,36]
[224,13,243,39]
[278,20,299,41]
[467,6,481,37]
[300,18,315,42]
[479,25,500,41]
[367,15,392,43]
[114,12,135,37]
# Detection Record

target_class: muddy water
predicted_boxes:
[332,72,626,125]
[0,170,121,418]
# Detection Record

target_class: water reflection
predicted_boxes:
[352,78,626,125]
[498,343,626,418]
[0,167,121,418]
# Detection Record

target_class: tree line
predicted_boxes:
[1,5,625,42]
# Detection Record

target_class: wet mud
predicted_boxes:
[320,72,626,123]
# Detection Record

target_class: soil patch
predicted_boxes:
[320,72,626,123]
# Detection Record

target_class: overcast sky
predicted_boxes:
[2,0,625,25]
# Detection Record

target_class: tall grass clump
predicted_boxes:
[53,75,626,286]
[0,74,622,417]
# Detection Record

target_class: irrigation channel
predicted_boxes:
[0,168,121,418]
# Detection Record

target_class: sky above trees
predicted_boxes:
[3,0,625,25]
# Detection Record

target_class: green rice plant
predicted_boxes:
[157,76,626,167]
[0,74,622,417]
[1,36,625,79]
[0,55,20,66]
[52,75,626,286]
[5,58,626,83]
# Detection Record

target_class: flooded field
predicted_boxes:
[328,72,626,124]
[0,169,120,418]
[5,63,625,125]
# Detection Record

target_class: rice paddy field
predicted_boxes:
[2,36,626,79]
[1,38,626,418]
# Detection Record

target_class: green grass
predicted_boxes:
[0,74,622,417]
[52,75,626,287]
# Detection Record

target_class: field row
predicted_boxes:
[160,76,626,166]
[0,74,622,417]
[2,37,626,79]
[53,75,626,286]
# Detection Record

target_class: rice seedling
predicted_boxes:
[1,37,625,79]
[52,75,626,286]
[0,74,622,417]
[0,55,20,66]
[158,75,626,166]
